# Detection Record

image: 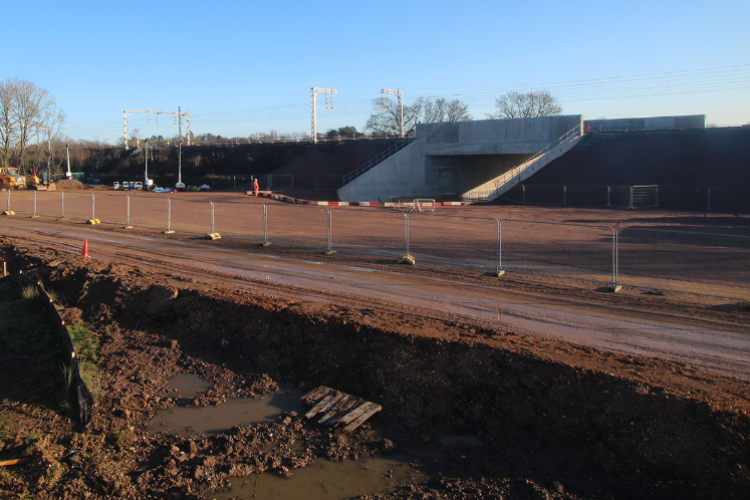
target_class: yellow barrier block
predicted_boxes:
[2,210,15,216]
[87,219,101,225]
[205,232,222,240]
[398,254,416,265]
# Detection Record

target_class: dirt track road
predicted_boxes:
[3,214,749,381]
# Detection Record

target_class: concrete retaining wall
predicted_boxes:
[584,115,705,133]
[337,142,425,202]
[418,115,583,155]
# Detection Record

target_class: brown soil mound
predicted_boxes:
[55,179,85,190]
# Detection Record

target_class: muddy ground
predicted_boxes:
[1,237,749,499]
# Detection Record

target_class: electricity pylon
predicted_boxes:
[123,107,190,149]
[310,87,337,144]
[381,88,404,138]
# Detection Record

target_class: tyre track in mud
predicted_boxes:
[3,217,750,380]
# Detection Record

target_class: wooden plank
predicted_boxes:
[322,397,363,425]
[338,402,377,425]
[305,394,333,419]
[318,395,353,424]
[302,385,331,403]
[316,392,346,416]
[343,404,382,432]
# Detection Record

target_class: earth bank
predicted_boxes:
[0,239,749,499]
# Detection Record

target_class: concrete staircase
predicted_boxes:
[480,125,582,202]
[341,139,414,185]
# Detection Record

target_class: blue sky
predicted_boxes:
[4,0,749,143]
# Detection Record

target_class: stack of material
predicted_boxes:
[302,385,382,432]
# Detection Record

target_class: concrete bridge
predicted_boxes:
[337,115,584,202]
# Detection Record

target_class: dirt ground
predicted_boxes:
[1,198,750,499]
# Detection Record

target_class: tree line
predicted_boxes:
[1,76,564,174]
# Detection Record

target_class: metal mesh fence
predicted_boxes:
[500,220,616,284]
[5,191,749,297]
[61,192,96,221]
[258,174,294,191]
[34,192,64,217]
[265,204,329,250]
[565,185,608,206]
[91,193,129,226]
[329,208,406,258]
[407,213,500,272]
[631,185,658,208]
[617,228,750,291]
[6,190,35,215]
[128,194,171,230]
[522,185,565,205]
[659,185,710,210]
[212,200,265,241]
[710,187,750,213]
[608,186,632,207]
[170,198,214,234]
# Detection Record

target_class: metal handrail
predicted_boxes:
[493,124,582,190]
[342,139,415,185]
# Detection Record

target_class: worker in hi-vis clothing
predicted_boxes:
[253,178,259,197]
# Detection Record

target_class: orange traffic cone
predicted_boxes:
[82,238,89,258]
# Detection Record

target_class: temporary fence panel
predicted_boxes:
[407,213,500,272]
[659,185,710,211]
[617,228,750,297]
[500,184,525,204]
[265,204,329,250]
[127,194,173,231]
[709,187,750,213]
[91,193,130,226]
[565,185,609,207]
[60,192,96,221]
[6,190,36,215]
[259,174,294,191]
[521,185,565,206]
[329,208,407,258]
[631,185,659,208]
[213,200,265,241]
[607,185,632,207]
[501,220,616,285]
[26,191,55,217]
[169,198,217,235]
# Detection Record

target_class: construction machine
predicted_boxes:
[0,168,25,190]
[26,168,54,190]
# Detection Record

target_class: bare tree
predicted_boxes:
[488,90,562,119]
[0,80,17,168]
[423,97,472,123]
[0,78,60,168]
[365,97,425,138]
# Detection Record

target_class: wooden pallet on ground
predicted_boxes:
[301,385,382,432]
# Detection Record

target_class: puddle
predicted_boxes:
[347,266,376,273]
[168,373,211,405]
[215,456,420,500]
[149,386,304,437]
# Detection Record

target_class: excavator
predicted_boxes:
[25,168,53,190]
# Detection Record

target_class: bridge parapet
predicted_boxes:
[418,115,583,155]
